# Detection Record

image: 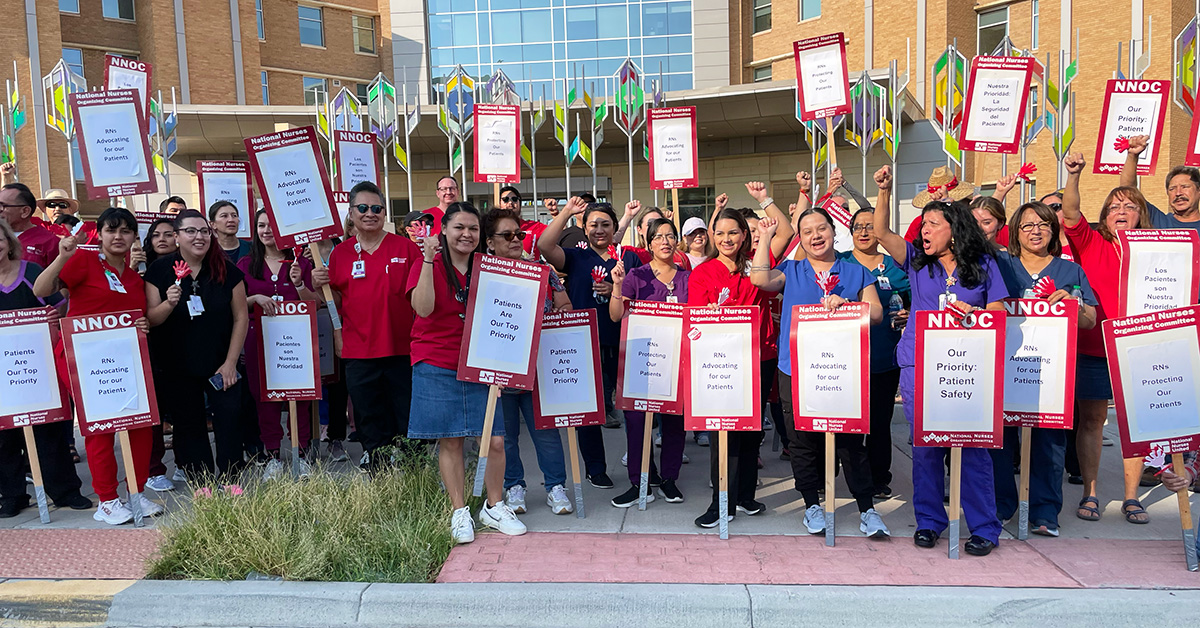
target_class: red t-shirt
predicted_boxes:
[687,255,778,361]
[1063,220,1119,358]
[425,207,446,235]
[627,246,692,270]
[520,220,548,257]
[60,250,147,317]
[17,225,60,269]
[904,213,1009,246]
[328,233,420,359]
[406,253,467,370]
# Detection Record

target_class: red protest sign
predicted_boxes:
[533,309,605,429]
[958,56,1035,154]
[1104,306,1200,459]
[1117,229,1200,317]
[103,54,153,118]
[1001,298,1078,429]
[333,130,381,193]
[69,89,157,199]
[789,303,869,434]
[1187,108,1200,167]
[1092,79,1170,176]
[914,309,1005,448]
[647,107,698,190]
[457,253,550,390]
[793,33,851,122]
[473,104,522,184]
[60,310,159,435]
[683,306,762,432]
[255,300,321,402]
[245,126,343,248]
[196,161,254,239]
[616,300,685,414]
[0,308,69,431]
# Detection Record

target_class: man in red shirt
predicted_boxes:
[1,183,60,268]
[425,176,460,235]
[497,186,547,257]
[313,181,423,472]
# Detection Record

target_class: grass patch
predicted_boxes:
[147,457,454,583]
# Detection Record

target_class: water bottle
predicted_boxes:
[888,293,904,330]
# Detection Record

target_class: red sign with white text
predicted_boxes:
[61,310,159,435]
[533,309,605,429]
[793,33,851,121]
[472,104,522,184]
[647,107,698,190]
[1103,306,1200,459]
[70,90,157,199]
[616,300,685,414]
[683,306,762,432]
[1092,79,1170,176]
[0,308,69,431]
[1117,229,1200,317]
[245,126,344,248]
[1001,299,1078,429]
[914,309,1005,448]
[789,303,870,434]
[255,300,321,402]
[958,56,1034,154]
[457,254,550,390]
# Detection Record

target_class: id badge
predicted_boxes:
[666,295,678,303]
[876,275,892,291]
[938,292,958,310]
[187,295,205,318]
[352,260,367,279]
[105,270,127,294]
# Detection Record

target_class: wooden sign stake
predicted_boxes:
[948,446,962,559]
[311,399,321,456]
[472,384,501,497]
[288,399,300,478]
[494,182,501,208]
[638,412,654,510]
[671,188,680,231]
[22,427,50,524]
[567,426,585,518]
[1172,452,1199,571]
[119,430,145,527]
[718,430,729,540]
[825,116,839,171]
[1017,426,1033,540]
[824,432,836,546]
[308,242,343,355]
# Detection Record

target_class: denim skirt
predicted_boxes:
[407,362,503,439]
[1075,353,1113,401]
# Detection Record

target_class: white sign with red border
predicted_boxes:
[789,303,869,434]
[647,107,698,190]
[473,104,521,184]
[683,306,761,432]
[457,253,550,390]
[533,309,605,429]
[61,309,159,435]
[914,309,1005,448]
[256,300,321,402]
[616,300,685,414]
[333,130,381,193]
[1104,305,1200,458]
[1117,229,1200,316]
[69,89,157,199]
[0,308,68,431]
[245,126,344,248]
[103,55,153,118]
[196,160,254,239]
[958,56,1035,154]
[792,33,851,122]
[1092,79,1171,176]
[1001,298,1078,429]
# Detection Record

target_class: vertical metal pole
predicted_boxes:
[403,83,414,213]
[564,76,571,197]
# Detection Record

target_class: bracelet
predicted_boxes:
[748,265,771,272]
[758,197,775,210]
[798,190,810,200]
[423,259,434,265]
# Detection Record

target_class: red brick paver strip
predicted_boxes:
[1025,538,1197,589]
[0,529,159,579]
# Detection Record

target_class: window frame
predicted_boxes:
[303,76,327,107]
[261,71,270,105]
[753,65,772,82]
[101,0,135,21]
[61,47,85,82]
[799,0,821,21]
[298,5,325,48]
[977,7,1009,56]
[256,0,265,40]
[352,14,377,55]
[1031,0,1039,50]
[59,0,80,14]
[752,0,771,34]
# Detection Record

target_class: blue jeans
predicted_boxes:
[501,390,568,492]
[990,426,1066,527]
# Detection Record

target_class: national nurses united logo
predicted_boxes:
[687,327,702,341]
[812,419,827,431]
[634,400,647,411]
[923,433,951,444]
[705,419,721,430]
[555,417,571,427]
[479,371,495,383]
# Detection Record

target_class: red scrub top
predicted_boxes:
[327,232,420,359]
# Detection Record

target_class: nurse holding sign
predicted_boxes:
[749,212,887,545]
[255,300,320,478]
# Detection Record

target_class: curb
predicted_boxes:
[104,581,1200,627]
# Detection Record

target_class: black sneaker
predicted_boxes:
[964,535,997,556]
[694,508,733,528]
[1067,474,1083,485]
[611,485,653,508]
[587,473,614,489]
[603,409,622,429]
[873,486,892,500]
[56,494,93,510]
[659,479,684,503]
[0,501,25,518]
[649,471,663,487]
[736,500,765,516]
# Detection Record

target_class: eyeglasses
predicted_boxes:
[45,201,70,209]
[178,227,212,238]
[437,186,458,193]
[851,224,875,234]
[1019,221,1052,233]
[650,234,678,243]
[1048,203,1063,211]
[354,204,384,214]
[0,203,30,210]
[492,230,527,242]
[500,196,521,203]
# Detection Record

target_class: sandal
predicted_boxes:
[1076,496,1101,521]
[68,444,80,464]
[1122,499,1150,524]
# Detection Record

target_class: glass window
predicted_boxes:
[566,7,597,39]
[303,76,326,106]
[800,0,820,20]
[453,14,476,46]
[753,65,772,82]
[665,74,692,91]
[1031,0,1039,49]
[523,44,552,62]
[977,7,1007,56]
[523,10,552,42]
[356,83,369,101]
[494,45,524,63]
[629,39,641,56]
[429,15,452,48]
[526,62,554,80]
[451,47,478,65]
[60,0,79,13]
[644,37,669,55]
[255,0,264,39]
[61,48,84,80]
[298,6,324,47]
[492,12,521,45]
[567,41,597,60]
[669,35,691,54]
[628,5,640,35]
[429,0,451,11]
[353,15,375,54]
[102,0,134,20]
[522,0,550,7]
[71,139,83,181]
[643,3,667,36]
[668,54,690,73]
[1028,84,1039,123]
[450,0,474,10]
[260,71,269,105]
[753,0,770,33]
[597,5,625,36]
[477,14,490,44]
[491,0,520,8]
[668,2,689,35]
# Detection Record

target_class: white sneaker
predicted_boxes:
[329,440,348,462]
[145,475,175,492]
[859,508,890,538]
[803,504,826,535]
[297,457,312,480]
[621,452,628,467]
[451,506,475,544]
[505,485,527,514]
[681,453,690,464]
[262,458,284,481]
[136,492,164,517]
[171,468,187,483]
[1102,435,1115,447]
[479,500,527,536]
[93,498,133,525]
[654,434,662,447]
[547,484,573,515]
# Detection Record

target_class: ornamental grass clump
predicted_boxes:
[148,458,453,583]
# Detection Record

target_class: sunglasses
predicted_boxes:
[45,201,70,209]
[500,196,521,203]
[1048,203,1063,211]
[492,230,527,242]
[354,204,385,214]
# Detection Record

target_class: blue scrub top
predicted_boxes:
[562,245,643,346]
[838,251,910,372]
[994,251,1098,307]
[775,257,875,376]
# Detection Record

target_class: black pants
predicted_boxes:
[344,356,416,458]
[778,369,875,512]
[577,346,618,476]
[166,374,244,478]
[0,421,83,507]
[237,361,263,458]
[867,368,901,491]
[1064,401,1081,477]
[324,361,350,441]
[704,359,773,511]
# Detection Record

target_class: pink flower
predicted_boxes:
[193,487,212,499]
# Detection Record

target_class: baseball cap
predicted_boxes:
[403,210,432,227]
[682,217,707,236]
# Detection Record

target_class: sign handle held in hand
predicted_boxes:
[119,431,145,528]
[288,400,301,478]
[567,426,585,518]
[825,117,839,170]
[1171,452,1199,572]
[22,427,49,524]
[1017,426,1033,540]
[948,446,962,559]
[671,189,680,233]
[638,412,654,511]
[718,431,729,540]
[824,432,835,546]
[472,384,501,497]
[308,242,344,348]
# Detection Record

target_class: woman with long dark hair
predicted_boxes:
[872,166,1010,556]
[143,218,177,269]
[409,202,526,544]
[141,216,182,493]
[144,210,249,483]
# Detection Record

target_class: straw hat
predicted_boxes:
[36,188,80,215]
[911,166,975,209]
